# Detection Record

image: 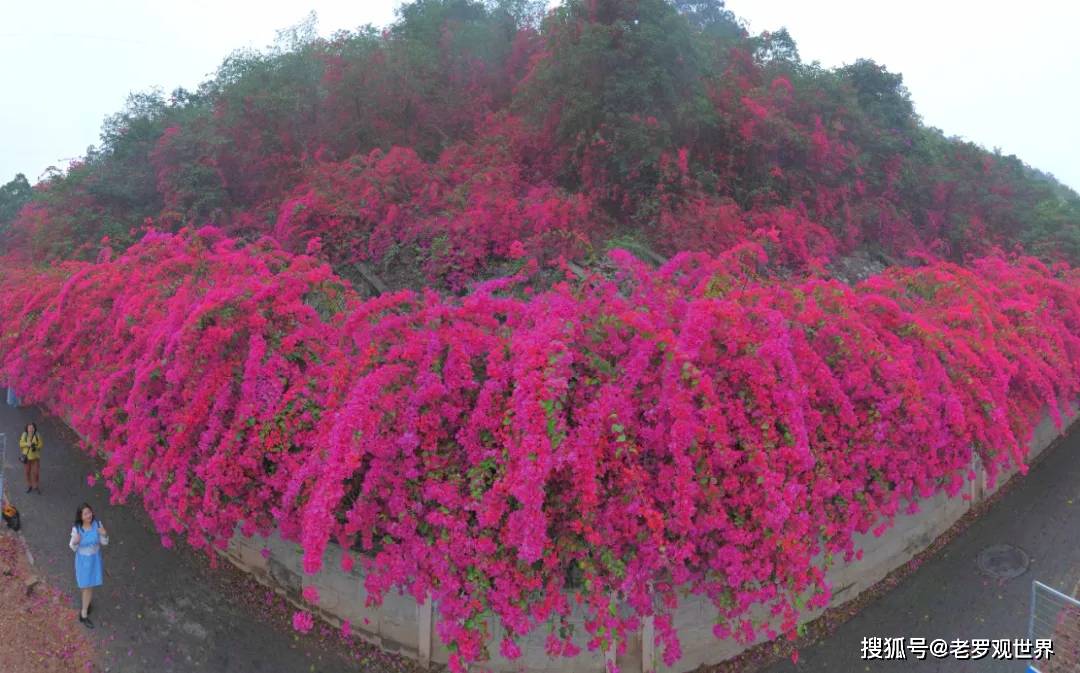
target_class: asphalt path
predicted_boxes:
[0,401,409,673]
[762,421,1080,673]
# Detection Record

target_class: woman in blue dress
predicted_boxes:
[69,502,109,628]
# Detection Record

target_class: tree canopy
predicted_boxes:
[2,0,1077,285]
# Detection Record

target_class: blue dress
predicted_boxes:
[73,521,105,588]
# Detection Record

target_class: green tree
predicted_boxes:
[838,59,915,131]
[516,0,716,219]
[673,0,743,38]
[0,173,33,232]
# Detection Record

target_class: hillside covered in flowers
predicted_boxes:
[2,1,1080,670]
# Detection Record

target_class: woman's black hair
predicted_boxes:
[25,422,36,436]
[75,503,94,528]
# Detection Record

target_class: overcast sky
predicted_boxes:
[2,1,1077,191]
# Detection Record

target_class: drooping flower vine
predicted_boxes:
[2,228,1079,671]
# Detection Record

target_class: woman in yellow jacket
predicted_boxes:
[19,422,43,494]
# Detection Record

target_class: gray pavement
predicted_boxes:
[0,401,409,673]
[763,423,1080,673]
[4,396,1077,673]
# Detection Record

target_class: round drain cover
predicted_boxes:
[976,544,1030,580]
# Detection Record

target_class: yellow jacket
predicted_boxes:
[19,432,42,461]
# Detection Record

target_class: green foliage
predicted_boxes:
[517,0,718,219]
[0,173,32,232]
[749,27,800,64]
[837,59,916,133]
[673,0,743,36]
[3,0,1078,275]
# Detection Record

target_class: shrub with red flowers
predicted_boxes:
[273,116,602,292]
[6,0,1078,283]
[2,2,1079,672]
[2,228,1079,671]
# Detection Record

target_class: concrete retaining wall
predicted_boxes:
[661,402,1078,673]
[20,385,1072,673]
[218,401,1079,672]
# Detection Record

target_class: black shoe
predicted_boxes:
[79,615,94,629]
[25,486,31,493]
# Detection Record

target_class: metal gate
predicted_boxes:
[1028,580,1080,672]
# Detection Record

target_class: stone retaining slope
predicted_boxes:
[147,400,1080,671]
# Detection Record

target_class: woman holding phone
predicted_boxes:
[69,502,109,628]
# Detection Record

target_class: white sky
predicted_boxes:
[2,1,1078,192]
[727,0,1080,192]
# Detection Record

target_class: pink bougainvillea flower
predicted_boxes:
[0,223,1077,672]
[500,638,522,660]
[292,611,314,634]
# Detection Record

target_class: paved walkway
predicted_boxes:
[0,401,410,673]
[4,397,1077,673]
[763,421,1080,673]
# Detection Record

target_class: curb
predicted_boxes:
[16,530,34,566]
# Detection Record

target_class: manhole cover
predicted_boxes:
[976,544,1030,580]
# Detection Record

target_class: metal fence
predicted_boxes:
[0,432,6,511]
[1029,580,1080,672]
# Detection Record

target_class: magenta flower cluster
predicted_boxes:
[1,228,1078,671]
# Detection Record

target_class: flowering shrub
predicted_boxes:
[2,229,1079,671]
[2,3,1078,670]
[6,0,1078,287]
[273,117,603,291]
